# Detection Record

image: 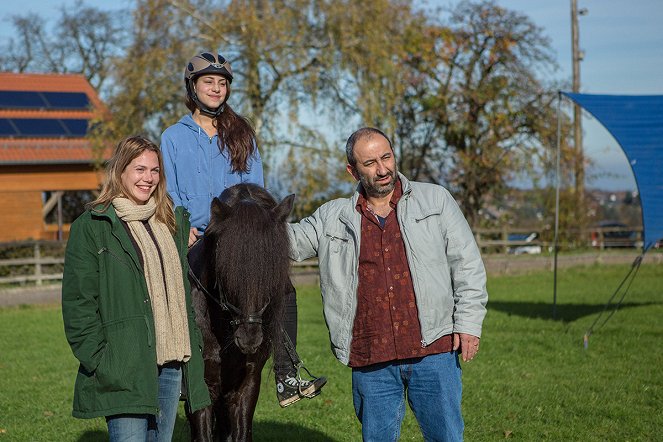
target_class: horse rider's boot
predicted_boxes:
[275,367,327,408]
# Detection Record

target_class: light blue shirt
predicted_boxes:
[161,114,264,231]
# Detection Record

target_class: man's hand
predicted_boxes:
[453,333,480,362]
[188,227,200,247]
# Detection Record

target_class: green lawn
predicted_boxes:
[1,262,661,441]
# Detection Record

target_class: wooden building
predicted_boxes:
[0,73,108,242]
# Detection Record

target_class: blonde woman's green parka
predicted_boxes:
[62,205,210,418]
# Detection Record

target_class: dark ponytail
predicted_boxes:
[185,80,257,173]
[214,105,257,173]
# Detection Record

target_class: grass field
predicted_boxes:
[1,262,661,441]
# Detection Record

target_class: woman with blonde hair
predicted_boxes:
[62,135,210,441]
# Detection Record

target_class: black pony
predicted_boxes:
[187,183,294,441]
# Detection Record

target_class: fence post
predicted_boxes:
[34,242,42,286]
[57,194,63,241]
[502,226,508,255]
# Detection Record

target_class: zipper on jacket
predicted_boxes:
[394,210,428,349]
[338,214,360,361]
[414,213,441,223]
[180,210,189,252]
[97,247,133,271]
[324,233,349,242]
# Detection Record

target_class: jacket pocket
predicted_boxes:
[323,232,350,254]
[406,210,448,265]
[319,232,355,307]
[320,232,353,289]
[413,207,443,222]
[94,316,150,392]
[98,247,133,271]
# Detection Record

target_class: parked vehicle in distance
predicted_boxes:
[508,232,542,255]
[591,221,640,248]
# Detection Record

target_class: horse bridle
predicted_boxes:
[222,291,269,327]
[188,239,270,327]
[188,266,270,326]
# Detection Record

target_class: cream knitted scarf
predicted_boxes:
[112,197,191,365]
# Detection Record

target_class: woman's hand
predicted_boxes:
[188,227,200,247]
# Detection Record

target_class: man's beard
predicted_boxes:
[359,167,397,198]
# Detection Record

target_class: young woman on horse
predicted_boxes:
[160,51,326,407]
[62,135,210,441]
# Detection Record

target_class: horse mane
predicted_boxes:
[204,184,292,351]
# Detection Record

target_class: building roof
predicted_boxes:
[0,138,106,165]
[0,72,108,165]
[0,72,102,105]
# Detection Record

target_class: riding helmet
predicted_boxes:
[184,52,233,117]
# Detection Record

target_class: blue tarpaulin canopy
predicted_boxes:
[561,92,663,249]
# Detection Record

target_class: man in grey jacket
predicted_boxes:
[288,127,488,441]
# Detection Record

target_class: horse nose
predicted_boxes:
[234,327,263,354]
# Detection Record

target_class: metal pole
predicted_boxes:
[553,92,562,320]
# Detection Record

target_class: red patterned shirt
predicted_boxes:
[348,179,452,368]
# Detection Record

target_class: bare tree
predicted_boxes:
[56,1,127,92]
[0,13,63,73]
[0,1,126,94]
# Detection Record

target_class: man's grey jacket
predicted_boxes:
[288,173,488,365]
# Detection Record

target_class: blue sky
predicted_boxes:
[2,0,661,190]
[436,0,663,191]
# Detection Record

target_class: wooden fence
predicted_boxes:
[0,225,648,286]
[474,226,644,254]
[0,241,64,286]
[474,227,543,255]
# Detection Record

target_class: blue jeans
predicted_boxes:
[352,352,463,442]
[107,363,182,442]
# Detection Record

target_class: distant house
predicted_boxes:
[0,72,109,242]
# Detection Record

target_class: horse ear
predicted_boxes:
[272,194,295,222]
[211,197,234,219]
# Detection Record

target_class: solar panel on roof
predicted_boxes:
[12,119,68,137]
[0,91,48,109]
[0,119,18,136]
[42,92,90,109]
[61,119,88,136]
[0,91,90,110]
[0,118,88,138]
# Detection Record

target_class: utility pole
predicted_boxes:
[571,0,587,243]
